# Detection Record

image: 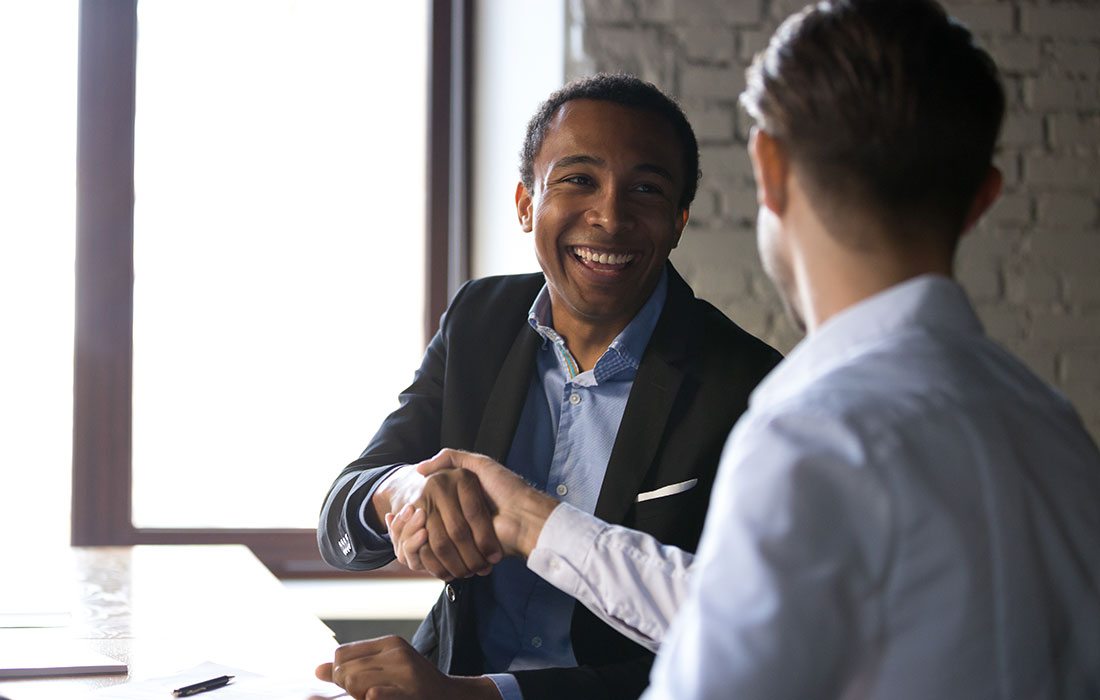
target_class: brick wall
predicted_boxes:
[566,0,1100,441]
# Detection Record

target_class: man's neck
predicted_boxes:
[791,204,955,333]
[550,313,631,373]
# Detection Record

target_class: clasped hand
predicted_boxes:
[385,450,556,579]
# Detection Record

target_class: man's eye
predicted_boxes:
[562,174,594,186]
[634,183,663,194]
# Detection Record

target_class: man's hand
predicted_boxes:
[315,635,499,700]
[374,464,502,581]
[410,449,559,559]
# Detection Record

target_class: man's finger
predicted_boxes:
[425,509,479,579]
[416,448,463,476]
[315,662,333,682]
[417,545,450,581]
[455,476,503,565]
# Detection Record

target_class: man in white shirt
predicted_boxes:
[386,0,1100,697]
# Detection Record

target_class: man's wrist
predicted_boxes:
[513,489,559,558]
[455,674,505,700]
[368,464,418,532]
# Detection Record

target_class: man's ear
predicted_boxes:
[749,127,789,216]
[515,181,534,232]
[959,166,1003,237]
[671,207,689,249]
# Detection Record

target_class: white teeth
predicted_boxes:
[573,246,635,266]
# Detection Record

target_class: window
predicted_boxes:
[70,0,471,577]
[0,2,79,555]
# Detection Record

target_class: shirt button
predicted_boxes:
[445,584,456,603]
[555,484,568,496]
[531,636,543,648]
[569,393,581,405]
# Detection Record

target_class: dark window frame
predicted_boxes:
[70,0,472,579]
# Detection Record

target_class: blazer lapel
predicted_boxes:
[594,265,696,524]
[473,323,540,461]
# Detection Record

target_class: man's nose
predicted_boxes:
[584,187,635,235]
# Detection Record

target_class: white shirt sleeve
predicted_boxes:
[527,501,695,652]
[641,408,893,699]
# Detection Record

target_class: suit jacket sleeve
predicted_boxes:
[317,284,464,571]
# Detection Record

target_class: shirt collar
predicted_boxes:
[751,274,984,410]
[527,267,669,381]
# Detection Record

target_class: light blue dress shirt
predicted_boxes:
[483,270,668,700]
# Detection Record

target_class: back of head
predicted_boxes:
[520,73,701,211]
[741,0,1005,243]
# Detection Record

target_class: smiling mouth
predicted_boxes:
[569,245,638,271]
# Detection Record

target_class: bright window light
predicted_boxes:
[0,4,78,553]
[130,0,428,528]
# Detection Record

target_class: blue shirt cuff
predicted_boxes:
[485,673,522,700]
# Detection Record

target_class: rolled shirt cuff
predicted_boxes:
[485,672,522,700]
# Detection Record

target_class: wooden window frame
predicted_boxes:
[71,0,472,578]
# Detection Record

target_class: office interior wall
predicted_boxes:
[470,0,566,279]
[565,0,1100,441]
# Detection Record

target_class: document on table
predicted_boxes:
[89,662,348,699]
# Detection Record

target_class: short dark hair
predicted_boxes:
[741,0,1005,239]
[520,73,701,210]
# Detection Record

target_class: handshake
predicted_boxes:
[376,449,560,580]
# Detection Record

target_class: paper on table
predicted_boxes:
[89,662,348,700]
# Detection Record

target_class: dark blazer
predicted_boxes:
[318,264,781,700]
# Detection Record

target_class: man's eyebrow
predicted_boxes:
[550,154,604,170]
[635,163,676,182]
[549,155,676,182]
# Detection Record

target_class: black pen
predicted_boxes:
[172,674,235,697]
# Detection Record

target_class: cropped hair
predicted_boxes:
[520,73,701,210]
[741,0,1005,238]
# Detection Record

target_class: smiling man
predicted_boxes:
[316,74,781,700]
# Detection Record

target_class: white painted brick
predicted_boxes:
[995,150,1022,188]
[1025,154,1100,191]
[1026,76,1100,110]
[976,304,1028,341]
[721,185,758,223]
[1000,112,1045,147]
[1004,267,1062,305]
[585,26,676,87]
[1047,113,1100,149]
[1036,192,1098,228]
[573,0,635,23]
[738,28,772,63]
[700,143,753,182]
[1030,309,1100,344]
[1023,5,1100,39]
[1063,271,1100,307]
[1029,231,1100,273]
[686,104,735,142]
[688,188,720,221]
[990,36,1042,74]
[983,191,1032,227]
[669,0,762,25]
[680,63,745,100]
[675,25,736,62]
[1062,346,1100,388]
[1046,41,1100,76]
[957,260,1003,302]
[950,3,1015,35]
[636,0,675,23]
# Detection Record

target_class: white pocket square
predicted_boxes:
[636,478,698,503]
